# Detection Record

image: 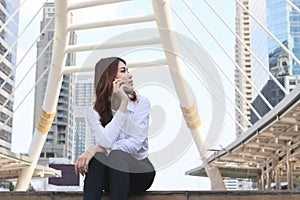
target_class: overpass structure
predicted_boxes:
[0,147,60,181]
[187,83,300,190]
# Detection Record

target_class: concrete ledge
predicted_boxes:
[0,190,300,200]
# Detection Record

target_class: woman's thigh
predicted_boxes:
[108,150,155,173]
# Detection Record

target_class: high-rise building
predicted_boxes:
[266,0,300,76]
[234,0,253,136]
[0,0,20,150]
[249,0,300,123]
[235,0,300,134]
[34,3,77,164]
[250,0,300,83]
[74,72,95,161]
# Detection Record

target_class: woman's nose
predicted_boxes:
[127,73,132,79]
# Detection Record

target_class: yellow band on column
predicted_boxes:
[181,103,196,113]
[186,119,201,129]
[180,103,202,129]
[36,109,55,133]
[40,109,56,118]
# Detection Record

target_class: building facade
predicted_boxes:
[251,75,300,123]
[234,0,253,136]
[236,0,300,133]
[34,3,76,164]
[249,0,300,123]
[74,72,95,161]
[0,0,20,150]
[266,0,300,76]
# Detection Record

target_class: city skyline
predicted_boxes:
[9,0,300,191]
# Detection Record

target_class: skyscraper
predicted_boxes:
[34,3,77,164]
[234,0,253,136]
[266,0,300,76]
[249,0,300,123]
[74,72,95,161]
[234,0,300,134]
[0,0,20,150]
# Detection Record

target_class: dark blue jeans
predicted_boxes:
[83,150,156,200]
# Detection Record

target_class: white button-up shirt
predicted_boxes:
[85,95,150,160]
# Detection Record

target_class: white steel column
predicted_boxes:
[286,144,293,189]
[261,168,265,190]
[15,0,70,191]
[151,0,225,190]
[266,168,271,190]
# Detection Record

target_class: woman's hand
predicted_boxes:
[112,79,129,102]
[74,145,105,176]
[74,151,93,176]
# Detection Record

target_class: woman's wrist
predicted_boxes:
[87,145,105,157]
[119,99,128,113]
[86,149,94,157]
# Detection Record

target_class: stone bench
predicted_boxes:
[1,190,300,200]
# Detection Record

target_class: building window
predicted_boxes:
[46,152,54,158]
[290,80,296,85]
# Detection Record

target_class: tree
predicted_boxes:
[9,182,14,191]
[27,183,36,192]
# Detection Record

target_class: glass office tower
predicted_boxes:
[266,0,300,76]
[249,0,300,124]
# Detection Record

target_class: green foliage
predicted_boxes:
[8,182,35,191]
[9,182,14,191]
[27,183,36,192]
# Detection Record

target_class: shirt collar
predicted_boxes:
[127,100,136,112]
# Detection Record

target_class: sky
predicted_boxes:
[12,0,237,190]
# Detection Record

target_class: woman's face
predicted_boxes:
[115,61,133,92]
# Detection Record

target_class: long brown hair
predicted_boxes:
[93,57,136,127]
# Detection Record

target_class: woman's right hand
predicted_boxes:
[74,145,105,176]
[74,151,93,176]
[112,79,129,102]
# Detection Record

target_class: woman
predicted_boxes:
[75,57,156,200]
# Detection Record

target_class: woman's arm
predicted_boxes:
[112,96,151,153]
[86,107,127,148]
[86,80,129,148]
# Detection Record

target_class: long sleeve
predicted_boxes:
[85,107,127,149]
[112,96,151,153]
